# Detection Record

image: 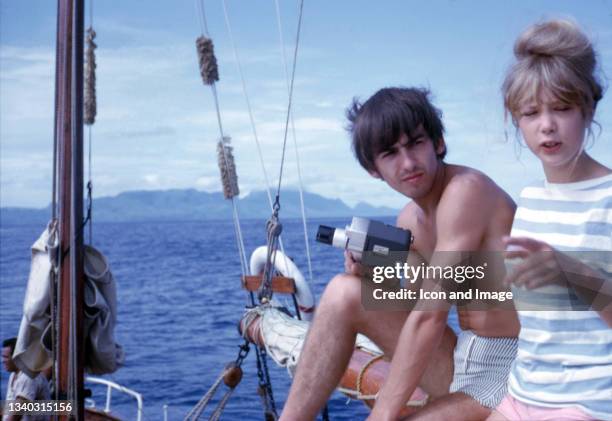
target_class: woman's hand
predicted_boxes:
[503,236,566,289]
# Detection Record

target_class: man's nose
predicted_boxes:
[398,148,417,171]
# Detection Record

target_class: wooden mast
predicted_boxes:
[55,0,85,419]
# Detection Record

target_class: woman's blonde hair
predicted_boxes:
[502,19,604,127]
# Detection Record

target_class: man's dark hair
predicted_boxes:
[346,87,446,172]
[2,337,17,352]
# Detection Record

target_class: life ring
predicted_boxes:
[249,246,315,321]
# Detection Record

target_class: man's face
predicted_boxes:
[2,346,17,372]
[370,126,444,199]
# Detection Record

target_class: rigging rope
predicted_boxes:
[257,0,306,319]
[84,22,96,245]
[183,344,249,421]
[50,1,62,400]
[195,0,250,282]
[219,0,293,274]
[273,0,313,282]
[192,2,310,419]
[273,0,304,201]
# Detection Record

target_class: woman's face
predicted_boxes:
[516,89,588,180]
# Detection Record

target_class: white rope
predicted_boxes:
[273,0,313,282]
[219,0,295,274]
[220,0,274,210]
[231,199,249,278]
[195,0,250,278]
[336,386,378,401]
[267,0,309,313]
[183,369,226,421]
[273,0,304,199]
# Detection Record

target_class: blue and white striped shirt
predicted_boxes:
[508,173,612,420]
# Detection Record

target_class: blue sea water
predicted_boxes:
[1,217,458,420]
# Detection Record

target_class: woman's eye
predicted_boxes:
[521,110,537,117]
[554,106,570,112]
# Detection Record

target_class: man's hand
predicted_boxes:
[344,250,366,277]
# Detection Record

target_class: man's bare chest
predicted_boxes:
[409,220,436,261]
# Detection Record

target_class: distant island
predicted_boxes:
[1,189,400,225]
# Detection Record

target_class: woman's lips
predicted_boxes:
[540,141,562,154]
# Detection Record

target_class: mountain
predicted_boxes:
[1,189,400,224]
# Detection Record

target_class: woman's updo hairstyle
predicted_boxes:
[502,19,604,127]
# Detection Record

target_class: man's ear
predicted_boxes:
[436,137,446,156]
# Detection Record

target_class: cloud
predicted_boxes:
[142,174,161,186]
[101,126,177,140]
[195,176,219,190]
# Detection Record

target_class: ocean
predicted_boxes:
[1,217,458,420]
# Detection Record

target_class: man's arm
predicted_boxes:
[6,373,41,421]
[5,396,27,421]
[369,177,493,420]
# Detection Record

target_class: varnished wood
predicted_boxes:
[242,275,296,294]
[85,408,122,421]
[56,0,85,419]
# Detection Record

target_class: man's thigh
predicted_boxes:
[355,309,456,398]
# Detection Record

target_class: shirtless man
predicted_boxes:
[279,87,520,421]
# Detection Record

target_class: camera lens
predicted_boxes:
[316,225,335,245]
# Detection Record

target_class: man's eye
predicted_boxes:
[381,150,396,158]
[521,110,537,117]
[554,106,571,112]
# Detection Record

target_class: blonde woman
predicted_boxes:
[489,19,612,421]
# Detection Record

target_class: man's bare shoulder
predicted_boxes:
[435,165,515,251]
[441,165,515,212]
[396,201,417,229]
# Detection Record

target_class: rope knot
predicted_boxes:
[84,27,97,125]
[266,218,283,237]
[217,136,240,199]
[196,35,219,85]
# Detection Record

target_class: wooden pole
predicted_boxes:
[56,0,85,418]
[57,0,74,409]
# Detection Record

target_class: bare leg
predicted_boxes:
[485,409,509,421]
[280,274,456,420]
[403,392,491,421]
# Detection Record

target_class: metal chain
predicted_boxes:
[255,344,277,419]
[234,340,251,367]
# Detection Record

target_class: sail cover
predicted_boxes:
[12,225,124,377]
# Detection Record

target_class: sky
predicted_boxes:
[1,0,612,209]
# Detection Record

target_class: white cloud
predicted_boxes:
[142,174,161,186]
[195,176,218,190]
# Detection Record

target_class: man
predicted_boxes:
[2,338,50,421]
[280,87,520,420]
